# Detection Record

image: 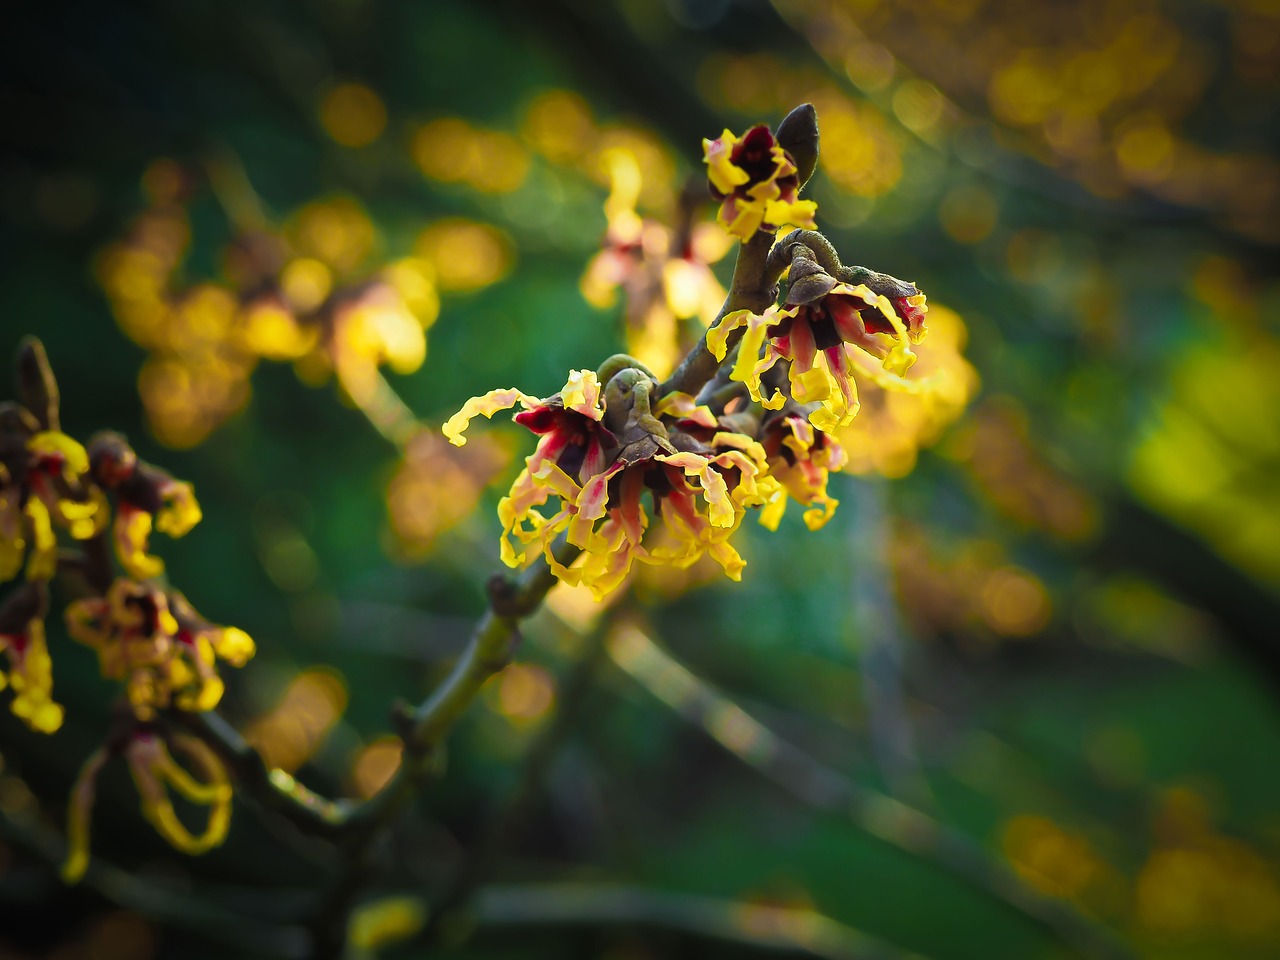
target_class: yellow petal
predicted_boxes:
[442,388,537,447]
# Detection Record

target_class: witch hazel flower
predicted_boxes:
[707,256,930,432]
[703,125,818,242]
[445,368,780,600]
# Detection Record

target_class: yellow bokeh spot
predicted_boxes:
[940,185,998,244]
[292,197,375,273]
[493,663,556,724]
[892,79,945,134]
[522,89,596,164]
[412,118,529,194]
[351,736,403,799]
[979,566,1052,636]
[415,220,513,292]
[319,82,387,148]
[349,896,425,951]
[280,258,333,313]
[1116,116,1175,182]
[382,257,440,328]
[244,668,348,773]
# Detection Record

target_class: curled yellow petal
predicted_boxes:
[61,749,110,884]
[155,481,201,537]
[442,388,537,447]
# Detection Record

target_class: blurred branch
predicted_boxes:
[349,371,421,450]
[418,620,611,944]
[309,541,578,957]
[845,475,930,803]
[605,622,1132,960]
[0,804,308,958]
[176,541,579,956]
[472,881,906,960]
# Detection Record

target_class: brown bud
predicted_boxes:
[16,337,60,431]
[88,431,139,488]
[776,103,819,190]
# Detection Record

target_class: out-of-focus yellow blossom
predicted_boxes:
[837,303,977,478]
[706,276,927,432]
[290,197,376,275]
[63,726,232,884]
[415,219,513,293]
[349,896,427,952]
[325,279,430,404]
[66,578,253,720]
[386,428,511,561]
[581,149,728,378]
[946,397,1099,542]
[0,583,63,733]
[891,525,1054,643]
[244,668,347,774]
[412,117,530,194]
[1128,327,1280,586]
[703,125,817,241]
[319,82,387,148]
[1002,815,1111,902]
[1136,787,1280,940]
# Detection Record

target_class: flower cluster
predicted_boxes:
[97,166,439,447]
[445,365,850,600]
[707,257,930,432]
[453,106,965,602]
[703,124,817,241]
[0,340,253,881]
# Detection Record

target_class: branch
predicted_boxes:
[604,623,1132,960]
[471,881,904,960]
[0,804,308,958]
[309,542,579,957]
[658,229,784,398]
[418,620,611,944]
[175,710,352,841]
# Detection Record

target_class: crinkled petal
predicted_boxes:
[443,388,538,447]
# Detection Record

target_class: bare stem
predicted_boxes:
[658,229,785,399]
[472,881,903,960]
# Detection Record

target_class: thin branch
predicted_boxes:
[418,620,611,944]
[604,622,1132,960]
[658,229,784,398]
[175,710,352,841]
[307,542,579,956]
[472,881,911,960]
[845,474,929,803]
[0,805,307,958]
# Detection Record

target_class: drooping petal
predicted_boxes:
[442,388,538,447]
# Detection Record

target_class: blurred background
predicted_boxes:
[1,0,1279,958]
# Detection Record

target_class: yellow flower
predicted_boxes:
[1,421,105,583]
[451,371,781,599]
[706,279,930,432]
[63,726,232,884]
[0,583,63,733]
[66,579,253,719]
[702,125,817,242]
[88,433,202,580]
[757,412,848,531]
